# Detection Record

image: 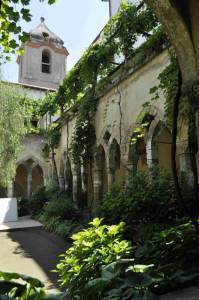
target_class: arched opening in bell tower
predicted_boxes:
[42,50,51,74]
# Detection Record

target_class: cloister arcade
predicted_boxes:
[14,158,44,199]
[54,114,174,209]
[8,114,198,212]
[8,47,198,210]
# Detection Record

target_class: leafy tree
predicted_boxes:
[0,82,28,187]
[0,0,56,60]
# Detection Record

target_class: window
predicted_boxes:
[42,50,51,73]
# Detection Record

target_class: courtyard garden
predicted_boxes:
[0,0,199,299]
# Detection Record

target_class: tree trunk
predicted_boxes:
[171,65,199,230]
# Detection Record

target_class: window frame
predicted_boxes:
[41,49,51,74]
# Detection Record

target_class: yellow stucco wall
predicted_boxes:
[18,50,175,197]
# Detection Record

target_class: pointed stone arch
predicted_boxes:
[32,165,44,194]
[15,156,45,198]
[108,138,125,187]
[128,137,148,176]
[152,122,172,172]
[14,165,28,198]
[94,145,108,203]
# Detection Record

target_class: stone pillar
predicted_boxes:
[178,150,194,188]
[81,163,88,195]
[107,167,115,191]
[59,176,65,191]
[27,171,32,198]
[146,141,158,177]
[183,79,199,153]
[94,167,103,205]
[72,165,82,207]
[7,181,14,198]
[125,162,137,177]
[195,111,199,151]
[81,162,89,209]
[146,143,158,168]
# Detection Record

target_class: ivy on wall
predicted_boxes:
[38,0,161,165]
[131,50,189,145]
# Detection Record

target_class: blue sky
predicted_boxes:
[2,0,109,82]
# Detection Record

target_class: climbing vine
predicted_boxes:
[37,1,160,165]
[131,49,189,144]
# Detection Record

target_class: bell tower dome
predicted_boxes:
[18,18,69,89]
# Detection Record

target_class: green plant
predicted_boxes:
[38,2,161,166]
[54,220,84,238]
[0,83,28,187]
[98,168,179,239]
[56,218,132,299]
[36,210,84,239]
[17,197,30,217]
[44,182,60,200]
[30,185,47,215]
[44,196,76,220]
[0,271,45,299]
[30,183,75,218]
[0,270,66,299]
[85,259,157,300]
[135,222,199,294]
[0,0,56,61]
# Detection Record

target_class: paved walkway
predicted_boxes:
[0,227,69,293]
[0,216,42,231]
[1,218,198,298]
[160,286,199,300]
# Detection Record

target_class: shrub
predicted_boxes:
[30,185,48,215]
[0,271,65,299]
[56,218,132,299]
[0,271,45,299]
[44,216,61,233]
[135,222,199,294]
[36,212,84,239]
[45,195,76,220]
[84,260,157,300]
[17,197,30,216]
[31,183,77,221]
[45,182,60,199]
[98,169,180,238]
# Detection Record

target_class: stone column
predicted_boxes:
[178,150,194,188]
[81,163,88,195]
[195,112,199,151]
[107,167,115,191]
[27,171,32,198]
[146,140,158,177]
[59,176,65,191]
[81,162,89,209]
[125,161,138,177]
[72,165,82,207]
[183,79,199,153]
[7,181,14,198]
[93,167,103,205]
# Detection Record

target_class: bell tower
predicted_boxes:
[18,18,69,89]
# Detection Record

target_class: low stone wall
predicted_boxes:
[0,198,18,223]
